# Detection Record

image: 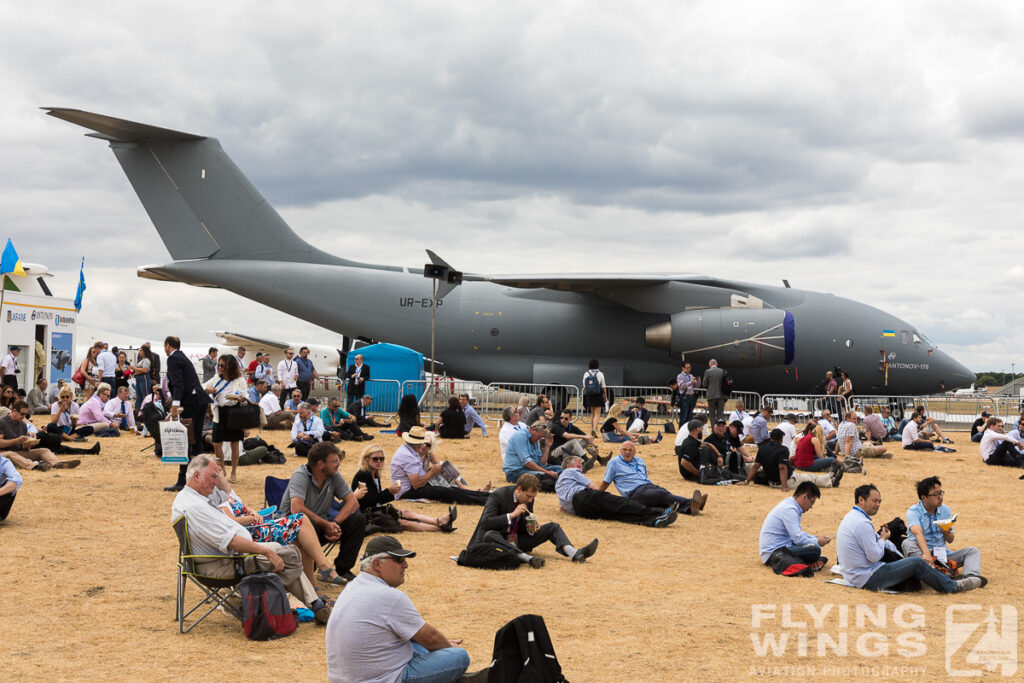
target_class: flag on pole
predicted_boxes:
[0,239,26,277]
[74,257,86,311]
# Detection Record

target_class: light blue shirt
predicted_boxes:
[0,454,23,493]
[555,468,592,513]
[906,501,952,551]
[602,455,651,497]
[758,496,817,563]
[836,506,899,588]
[247,387,262,403]
[254,362,274,383]
[462,404,488,436]
[749,414,769,444]
[503,429,542,478]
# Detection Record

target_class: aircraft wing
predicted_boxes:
[213,331,292,351]
[463,272,715,292]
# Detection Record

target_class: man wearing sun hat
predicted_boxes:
[326,536,488,683]
[390,425,490,505]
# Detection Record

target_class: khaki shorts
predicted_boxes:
[859,444,885,458]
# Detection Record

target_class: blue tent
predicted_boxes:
[345,343,424,411]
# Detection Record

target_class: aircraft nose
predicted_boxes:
[936,349,974,390]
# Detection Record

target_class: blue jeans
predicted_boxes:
[678,395,695,424]
[862,557,957,593]
[798,457,836,472]
[971,432,983,443]
[403,642,470,683]
[602,432,631,443]
[787,543,822,563]
[504,465,561,482]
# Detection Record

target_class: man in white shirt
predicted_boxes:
[171,454,331,623]
[277,348,299,391]
[728,400,754,442]
[775,414,798,455]
[103,385,137,431]
[818,410,838,452]
[902,413,936,451]
[326,535,484,683]
[0,346,20,390]
[979,417,1024,467]
[291,402,326,457]
[95,345,117,386]
[259,383,295,430]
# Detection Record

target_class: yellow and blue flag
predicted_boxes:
[74,257,86,311]
[0,238,26,277]
[882,329,895,338]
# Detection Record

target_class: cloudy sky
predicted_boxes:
[1,1,1022,371]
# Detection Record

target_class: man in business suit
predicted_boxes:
[345,354,370,403]
[466,473,599,568]
[347,394,384,428]
[163,335,214,492]
[703,359,726,425]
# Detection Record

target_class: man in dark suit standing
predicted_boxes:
[466,473,598,568]
[703,358,726,424]
[345,353,370,403]
[163,335,213,492]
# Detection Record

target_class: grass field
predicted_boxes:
[3,417,1020,681]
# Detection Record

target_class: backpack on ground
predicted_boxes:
[766,548,814,578]
[583,370,602,396]
[240,572,298,640]
[489,614,568,683]
[456,542,524,570]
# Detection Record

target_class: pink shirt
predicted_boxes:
[78,395,108,426]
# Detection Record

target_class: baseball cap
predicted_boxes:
[362,535,417,560]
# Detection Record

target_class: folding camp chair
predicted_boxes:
[172,515,256,633]
[263,475,342,560]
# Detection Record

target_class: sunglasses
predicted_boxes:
[369,456,385,463]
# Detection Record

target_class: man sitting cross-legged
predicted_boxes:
[391,426,491,505]
[556,455,678,528]
[600,440,706,515]
[758,481,831,573]
[321,397,370,441]
[467,473,599,568]
[902,476,984,581]
[676,419,745,485]
[836,483,984,593]
[0,400,81,471]
[171,453,333,624]
[550,410,607,470]
[290,402,326,458]
[259,383,295,430]
[278,441,367,583]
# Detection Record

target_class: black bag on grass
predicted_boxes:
[490,614,568,682]
[456,541,523,570]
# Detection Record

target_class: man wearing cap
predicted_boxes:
[0,346,20,390]
[677,419,746,485]
[326,536,487,683]
[279,441,366,582]
[502,421,562,483]
[391,426,491,504]
[557,455,678,528]
[470,473,599,567]
[600,440,706,514]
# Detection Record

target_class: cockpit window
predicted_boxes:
[911,333,923,344]
[901,330,911,344]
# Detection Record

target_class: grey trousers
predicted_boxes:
[197,542,318,607]
[901,538,982,578]
[552,439,590,462]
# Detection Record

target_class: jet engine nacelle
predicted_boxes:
[644,308,795,368]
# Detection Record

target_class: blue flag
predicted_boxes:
[0,238,25,277]
[74,258,86,311]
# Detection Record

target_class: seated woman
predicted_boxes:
[436,396,467,439]
[47,385,95,441]
[352,444,456,532]
[498,406,527,460]
[396,393,423,436]
[0,385,16,415]
[601,406,661,444]
[791,424,837,472]
[210,470,347,587]
[391,426,492,505]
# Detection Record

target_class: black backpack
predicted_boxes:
[720,370,733,398]
[457,542,524,570]
[490,614,568,682]
[240,573,298,640]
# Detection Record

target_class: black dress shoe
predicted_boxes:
[164,484,184,492]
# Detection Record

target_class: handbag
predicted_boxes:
[72,369,86,386]
[223,402,261,430]
[367,504,403,534]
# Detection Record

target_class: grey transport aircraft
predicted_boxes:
[47,108,974,396]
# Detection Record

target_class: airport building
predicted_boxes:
[0,263,78,389]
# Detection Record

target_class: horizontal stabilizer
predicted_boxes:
[43,108,204,142]
[213,331,291,351]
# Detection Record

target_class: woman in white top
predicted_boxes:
[203,354,249,482]
[980,417,1024,467]
[47,384,93,441]
[498,405,528,460]
[582,358,608,437]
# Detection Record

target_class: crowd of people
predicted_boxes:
[7,341,1018,682]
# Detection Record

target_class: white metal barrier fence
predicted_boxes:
[482,383,582,423]
[761,394,850,421]
[401,379,489,422]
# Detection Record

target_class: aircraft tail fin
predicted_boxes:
[45,108,347,265]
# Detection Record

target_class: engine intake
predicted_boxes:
[645,308,795,368]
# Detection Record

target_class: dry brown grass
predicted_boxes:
[3,417,1020,681]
